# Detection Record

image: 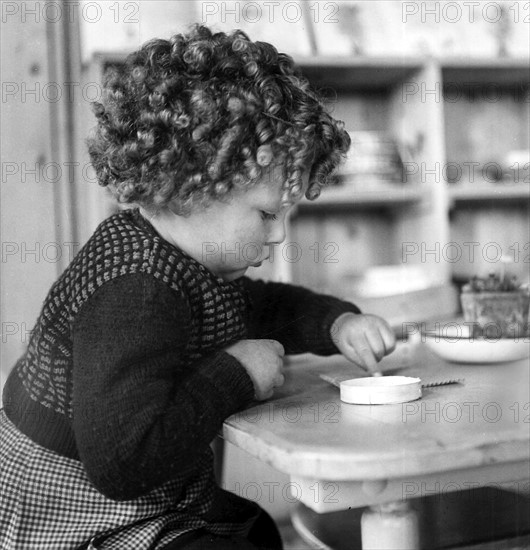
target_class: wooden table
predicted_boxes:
[223,341,530,549]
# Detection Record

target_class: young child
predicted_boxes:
[0,25,395,550]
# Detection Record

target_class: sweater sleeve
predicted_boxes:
[71,272,255,501]
[239,277,361,355]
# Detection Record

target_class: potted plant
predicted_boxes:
[461,273,530,339]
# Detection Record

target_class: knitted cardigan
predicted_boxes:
[2,207,361,503]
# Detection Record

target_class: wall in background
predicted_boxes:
[1,12,65,390]
[78,0,313,62]
[78,0,530,60]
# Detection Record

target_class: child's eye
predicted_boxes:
[260,211,278,221]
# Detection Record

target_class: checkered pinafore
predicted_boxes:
[0,410,259,549]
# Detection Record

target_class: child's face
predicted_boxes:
[178,164,309,282]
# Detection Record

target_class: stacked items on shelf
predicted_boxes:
[334,131,410,191]
[303,131,422,207]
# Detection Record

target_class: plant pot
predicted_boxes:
[460,290,530,339]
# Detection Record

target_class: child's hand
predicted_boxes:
[331,313,396,376]
[225,339,285,400]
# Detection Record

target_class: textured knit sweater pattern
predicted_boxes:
[3,208,360,505]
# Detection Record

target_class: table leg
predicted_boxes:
[361,501,420,550]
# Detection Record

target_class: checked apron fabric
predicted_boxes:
[0,410,259,549]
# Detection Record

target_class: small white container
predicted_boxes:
[361,502,420,549]
[340,376,422,405]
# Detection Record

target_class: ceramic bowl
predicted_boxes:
[423,324,530,364]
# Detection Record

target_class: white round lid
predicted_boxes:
[340,376,422,405]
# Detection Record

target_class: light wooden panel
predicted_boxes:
[0,7,61,388]
[388,60,451,285]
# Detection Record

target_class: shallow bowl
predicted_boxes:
[423,325,530,364]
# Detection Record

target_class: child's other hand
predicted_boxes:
[224,339,285,400]
[331,313,396,376]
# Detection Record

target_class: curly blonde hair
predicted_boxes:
[87,24,350,214]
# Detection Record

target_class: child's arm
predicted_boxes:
[239,277,361,354]
[72,272,255,501]
[239,277,395,374]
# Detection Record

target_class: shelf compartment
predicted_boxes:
[443,76,529,175]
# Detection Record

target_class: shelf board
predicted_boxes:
[297,56,423,90]
[296,184,424,210]
[441,57,530,86]
[91,52,423,89]
[449,183,530,204]
[90,51,529,88]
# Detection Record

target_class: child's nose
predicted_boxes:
[267,218,286,245]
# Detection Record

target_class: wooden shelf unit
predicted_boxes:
[288,57,451,312]
[441,59,529,282]
[288,56,529,322]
